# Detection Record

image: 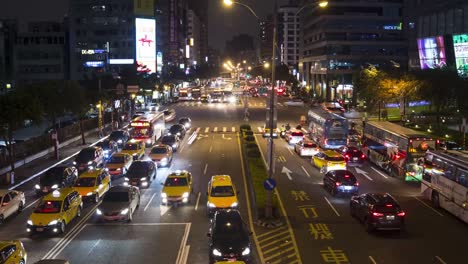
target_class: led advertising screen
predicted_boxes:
[453,34,468,77]
[135,18,156,73]
[417,36,446,69]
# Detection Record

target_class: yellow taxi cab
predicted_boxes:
[73,168,111,203]
[161,170,192,205]
[121,139,145,160]
[26,188,82,235]
[312,150,347,173]
[206,175,239,216]
[105,153,133,177]
[0,240,27,264]
[149,144,173,167]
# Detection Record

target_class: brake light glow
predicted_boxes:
[361,154,365,159]
[386,204,393,207]
[345,154,349,159]
[397,211,406,217]
[372,212,384,217]
[335,182,341,186]
[354,182,359,186]
[344,175,350,178]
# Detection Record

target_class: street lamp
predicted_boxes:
[296,1,328,15]
[96,101,103,138]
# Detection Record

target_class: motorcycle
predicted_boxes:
[280,124,291,138]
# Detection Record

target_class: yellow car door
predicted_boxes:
[314,153,325,168]
[99,172,111,196]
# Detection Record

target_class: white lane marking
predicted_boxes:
[179,144,185,153]
[89,222,188,226]
[204,127,209,133]
[195,127,200,133]
[287,147,294,155]
[435,256,447,264]
[232,127,236,132]
[50,223,87,259]
[203,163,208,175]
[355,167,374,181]
[257,127,263,132]
[223,127,227,132]
[301,166,311,177]
[194,192,201,211]
[160,205,172,216]
[413,196,444,216]
[25,197,41,210]
[371,167,389,179]
[181,245,190,264]
[324,196,340,216]
[144,193,157,211]
[42,202,100,259]
[214,127,218,132]
[209,144,213,153]
[175,223,192,264]
[369,256,377,264]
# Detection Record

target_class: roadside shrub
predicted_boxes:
[244,135,255,141]
[240,124,251,131]
[247,148,261,158]
[244,130,253,136]
[245,142,258,149]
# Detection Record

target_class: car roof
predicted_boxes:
[79,169,104,178]
[323,150,342,157]
[108,185,132,193]
[211,175,233,186]
[367,193,397,204]
[0,189,12,196]
[43,188,76,200]
[214,209,242,223]
[168,170,190,177]
[111,153,131,158]
[331,170,356,178]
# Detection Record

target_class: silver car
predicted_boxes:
[96,185,140,222]
[0,189,26,223]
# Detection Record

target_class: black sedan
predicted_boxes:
[350,193,406,233]
[168,124,186,139]
[338,146,366,166]
[178,117,192,129]
[96,139,119,160]
[207,209,251,263]
[323,170,359,196]
[161,135,180,151]
[124,161,157,188]
[109,130,130,147]
[35,166,78,195]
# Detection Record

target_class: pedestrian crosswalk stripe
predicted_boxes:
[258,127,263,132]
[205,127,209,133]
[232,127,236,132]
[223,127,227,132]
[195,128,200,133]
[214,127,218,132]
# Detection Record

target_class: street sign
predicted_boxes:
[127,85,139,93]
[263,178,277,191]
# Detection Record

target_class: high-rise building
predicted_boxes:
[404,0,468,71]
[189,0,209,61]
[299,0,407,101]
[15,21,68,81]
[187,9,201,66]
[259,15,274,63]
[0,20,16,93]
[279,2,300,72]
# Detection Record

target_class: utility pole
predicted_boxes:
[265,1,278,219]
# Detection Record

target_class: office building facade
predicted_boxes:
[279,3,300,72]
[0,20,16,93]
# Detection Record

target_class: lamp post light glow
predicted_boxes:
[319,1,328,8]
[223,0,233,6]
[264,62,270,68]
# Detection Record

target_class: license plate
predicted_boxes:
[132,182,137,185]
[386,215,395,220]
[344,186,353,190]
[36,227,44,232]
[42,188,48,192]
[353,157,358,161]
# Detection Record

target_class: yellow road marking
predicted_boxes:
[263,240,293,254]
[256,226,288,239]
[260,235,291,250]
[264,247,295,261]
[258,230,290,244]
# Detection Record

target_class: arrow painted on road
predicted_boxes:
[160,205,172,216]
[281,166,293,180]
[354,167,374,181]
[197,134,209,140]
[222,134,232,140]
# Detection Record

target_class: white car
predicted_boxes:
[0,189,26,223]
[163,109,176,122]
[294,140,320,157]
[284,98,305,107]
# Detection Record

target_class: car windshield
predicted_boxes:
[76,149,95,161]
[211,186,235,197]
[326,156,345,162]
[75,177,96,187]
[169,126,182,133]
[124,143,138,150]
[291,132,303,137]
[165,177,188,186]
[34,200,62,213]
[161,136,175,144]
[103,192,129,202]
[128,163,149,177]
[374,204,400,213]
[151,147,167,154]
[108,156,125,164]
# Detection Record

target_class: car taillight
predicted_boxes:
[397,211,406,217]
[335,182,341,186]
[354,182,359,186]
[361,154,366,159]
[345,154,349,159]
[372,212,384,217]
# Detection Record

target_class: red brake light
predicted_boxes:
[345,154,349,158]
[386,204,393,207]
[354,182,359,186]
[361,154,365,159]
[397,211,406,217]
[47,201,52,205]
[372,212,384,217]
[344,175,350,178]
[335,182,341,186]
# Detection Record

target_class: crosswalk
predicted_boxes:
[256,226,302,264]
[176,101,287,107]
[184,126,309,134]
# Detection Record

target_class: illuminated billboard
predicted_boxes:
[135,18,156,73]
[417,36,446,69]
[453,34,468,77]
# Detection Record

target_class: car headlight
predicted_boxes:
[172,144,177,148]
[103,150,109,154]
[132,153,138,156]
[51,184,59,189]
[242,247,251,256]
[184,123,190,128]
[177,132,181,136]
[212,249,222,256]
[141,177,147,181]
[116,168,121,171]
[231,202,238,207]
[182,192,189,198]
[73,161,76,165]
[167,132,172,136]
[124,177,129,181]
[208,202,216,208]
[117,139,123,144]
[161,157,167,162]
[120,208,129,215]
[35,184,40,189]
[87,161,93,165]
[86,192,93,196]
[161,193,167,198]
[146,139,152,144]
[48,220,58,226]
[96,209,102,215]
[27,220,33,225]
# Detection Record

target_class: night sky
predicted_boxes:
[0,0,287,51]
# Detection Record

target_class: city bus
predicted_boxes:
[421,150,468,223]
[307,106,349,149]
[130,112,165,147]
[362,121,436,181]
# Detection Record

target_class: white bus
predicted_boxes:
[421,150,468,223]
[307,106,348,149]
[130,112,165,146]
